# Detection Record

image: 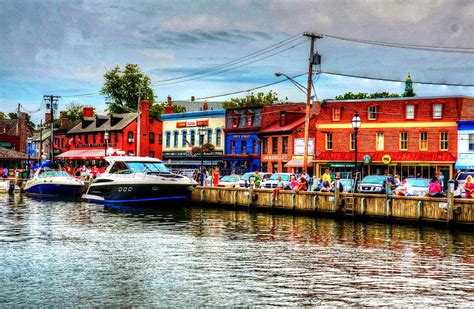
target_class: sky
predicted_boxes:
[1,0,473,124]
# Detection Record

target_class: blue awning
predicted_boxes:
[455,153,474,170]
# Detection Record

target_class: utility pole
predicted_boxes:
[136,87,142,157]
[303,32,323,174]
[39,119,43,164]
[43,95,60,162]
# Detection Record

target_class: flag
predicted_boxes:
[185,139,193,147]
[68,137,75,146]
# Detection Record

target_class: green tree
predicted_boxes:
[149,102,187,120]
[7,111,35,128]
[100,64,155,113]
[223,90,279,108]
[63,101,94,121]
[335,91,400,100]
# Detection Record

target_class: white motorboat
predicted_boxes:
[82,156,197,204]
[24,162,84,195]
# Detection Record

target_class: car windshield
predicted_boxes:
[269,174,290,181]
[241,173,254,181]
[111,161,170,174]
[407,179,430,187]
[38,171,72,178]
[457,173,474,180]
[220,176,239,182]
[361,176,386,184]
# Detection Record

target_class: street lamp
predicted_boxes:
[351,112,362,178]
[275,72,308,95]
[104,130,109,157]
[198,125,207,178]
[27,137,32,178]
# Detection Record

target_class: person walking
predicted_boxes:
[212,168,219,187]
[464,175,474,198]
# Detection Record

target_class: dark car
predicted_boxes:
[358,175,394,194]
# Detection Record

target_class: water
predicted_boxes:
[1,194,473,306]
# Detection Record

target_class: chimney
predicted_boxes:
[191,96,195,102]
[139,100,150,156]
[45,112,51,124]
[83,107,94,118]
[60,111,67,127]
[167,95,172,105]
[203,100,209,111]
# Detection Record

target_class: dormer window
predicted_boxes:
[332,107,341,121]
[280,111,287,126]
[368,106,377,120]
[433,104,443,119]
[231,113,239,128]
[406,104,415,119]
[245,112,253,127]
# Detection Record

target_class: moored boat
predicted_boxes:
[24,162,84,195]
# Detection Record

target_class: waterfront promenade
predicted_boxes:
[191,186,474,227]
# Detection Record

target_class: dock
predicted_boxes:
[191,186,474,227]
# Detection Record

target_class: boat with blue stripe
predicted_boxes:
[24,162,84,196]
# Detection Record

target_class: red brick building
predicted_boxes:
[258,103,310,173]
[57,100,163,161]
[0,112,32,152]
[313,96,474,180]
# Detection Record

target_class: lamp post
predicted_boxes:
[351,112,362,178]
[104,130,109,158]
[198,125,207,176]
[27,137,32,178]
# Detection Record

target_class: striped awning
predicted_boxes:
[56,149,106,159]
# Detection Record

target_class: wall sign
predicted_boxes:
[382,154,392,165]
[176,120,209,128]
[294,138,315,155]
[262,154,289,161]
[363,154,372,164]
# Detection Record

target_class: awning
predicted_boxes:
[165,160,222,166]
[56,149,106,160]
[284,158,314,168]
[455,153,474,170]
[314,152,456,163]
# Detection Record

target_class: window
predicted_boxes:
[470,134,474,151]
[190,130,195,146]
[440,132,448,150]
[282,136,289,154]
[272,137,278,154]
[198,132,204,146]
[232,114,239,128]
[332,107,341,121]
[252,139,258,154]
[262,162,268,172]
[326,133,333,150]
[350,133,355,150]
[114,133,118,143]
[215,129,221,146]
[158,133,162,145]
[376,132,384,151]
[246,113,253,127]
[400,132,408,150]
[262,138,268,154]
[127,150,134,156]
[368,106,377,120]
[149,151,154,158]
[433,104,442,119]
[230,140,236,154]
[241,140,247,154]
[420,132,428,150]
[93,134,96,144]
[182,131,187,147]
[127,132,133,143]
[406,104,415,119]
[207,129,212,144]
[173,131,179,148]
[149,132,155,144]
[165,132,171,148]
[85,134,89,144]
[272,162,279,173]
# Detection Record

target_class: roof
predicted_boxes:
[0,146,28,160]
[161,109,226,121]
[314,152,456,162]
[0,118,18,135]
[259,117,305,134]
[323,95,474,104]
[172,101,224,112]
[68,113,138,134]
[32,128,52,141]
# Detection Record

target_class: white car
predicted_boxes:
[237,172,271,188]
[217,175,241,188]
[263,173,295,189]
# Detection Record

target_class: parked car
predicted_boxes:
[217,175,241,188]
[400,178,430,196]
[311,178,355,192]
[358,175,394,194]
[455,172,474,191]
[175,169,195,181]
[263,173,294,189]
[237,172,271,188]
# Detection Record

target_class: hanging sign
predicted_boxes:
[294,138,315,155]
[363,154,372,164]
[382,154,392,164]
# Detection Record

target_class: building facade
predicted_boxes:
[223,107,262,175]
[456,120,474,171]
[0,112,32,153]
[161,109,225,171]
[57,101,163,161]
[313,96,474,180]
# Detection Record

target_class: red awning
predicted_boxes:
[56,149,106,160]
[284,158,314,168]
[314,152,456,163]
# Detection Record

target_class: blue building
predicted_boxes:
[456,120,474,170]
[223,107,262,175]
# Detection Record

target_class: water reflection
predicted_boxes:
[0,195,473,306]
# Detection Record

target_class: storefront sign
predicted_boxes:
[176,120,209,128]
[382,154,392,164]
[262,154,288,161]
[294,138,315,155]
[232,134,251,138]
[363,154,372,164]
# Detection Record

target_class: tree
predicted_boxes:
[335,91,400,100]
[6,111,35,129]
[63,101,93,121]
[223,90,279,108]
[100,64,155,113]
[149,102,187,120]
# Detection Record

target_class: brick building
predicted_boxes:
[57,100,162,161]
[0,112,32,153]
[313,95,474,180]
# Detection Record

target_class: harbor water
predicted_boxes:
[1,194,473,306]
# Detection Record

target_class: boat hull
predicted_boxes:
[24,183,84,195]
[84,182,194,204]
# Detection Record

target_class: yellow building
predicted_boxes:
[161,109,225,170]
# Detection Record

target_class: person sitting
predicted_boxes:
[453,180,462,198]
[330,179,344,193]
[294,176,308,193]
[272,175,284,200]
[396,179,414,196]
[289,175,298,190]
[320,180,331,192]
[428,176,445,197]
[464,175,474,199]
[386,182,394,196]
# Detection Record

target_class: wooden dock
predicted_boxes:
[191,186,474,227]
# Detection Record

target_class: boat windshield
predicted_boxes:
[110,161,170,174]
[38,171,71,178]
